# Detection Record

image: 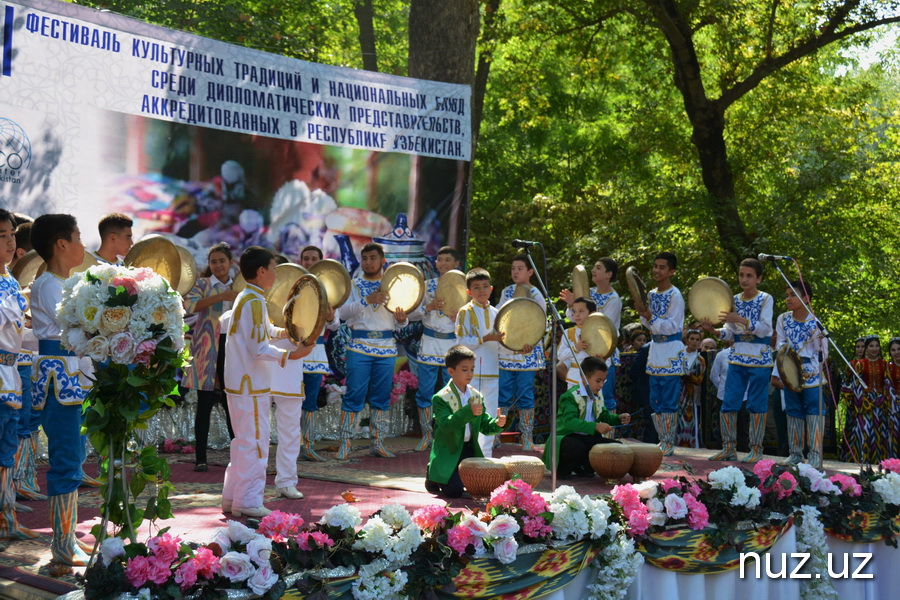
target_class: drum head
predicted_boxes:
[572,265,590,300]
[496,298,547,352]
[582,312,619,359]
[688,277,733,325]
[435,269,468,316]
[308,259,352,308]
[175,246,198,296]
[267,264,308,327]
[382,261,425,313]
[513,283,533,299]
[776,345,803,393]
[232,273,246,294]
[626,266,649,313]
[11,250,45,287]
[283,274,328,346]
[124,235,182,291]
[72,252,99,276]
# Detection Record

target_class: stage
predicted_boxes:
[0,435,890,600]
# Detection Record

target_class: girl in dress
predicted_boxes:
[184,243,237,471]
[841,335,891,463]
[676,329,705,447]
[886,337,900,457]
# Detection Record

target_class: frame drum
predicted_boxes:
[308,259,352,308]
[572,265,590,300]
[283,274,328,346]
[435,269,468,316]
[582,312,619,360]
[776,345,804,393]
[626,266,649,314]
[382,261,425,313]
[495,297,547,353]
[688,277,733,325]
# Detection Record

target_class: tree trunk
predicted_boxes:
[472,0,502,146]
[353,0,379,72]
[408,0,480,256]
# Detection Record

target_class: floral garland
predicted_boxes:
[795,505,838,600]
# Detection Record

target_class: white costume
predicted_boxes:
[270,338,304,490]
[455,300,499,457]
[408,277,458,366]
[557,326,588,389]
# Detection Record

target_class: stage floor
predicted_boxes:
[0,435,861,598]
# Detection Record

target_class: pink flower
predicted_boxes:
[684,494,710,530]
[664,493,688,519]
[489,486,517,509]
[134,339,159,366]
[688,482,702,497]
[659,479,681,494]
[125,555,152,588]
[131,267,155,282]
[448,524,480,555]
[753,460,776,482]
[830,473,862,497]
[519,491,549,517]
[626,504,651,536]
[259,510,305,542]
[309,531,334,548]
[111,276,139,296]
[776,472,797,499]
[175,559,199,590]
[193,547,220,579]
[148,533,181,564]
[109,331,136,364]
[523,515,552,539]
[882,459,900,474]
[146,556,172,585]
[181,445,195,454]
[412,505,450,532]
[612,485,642,518]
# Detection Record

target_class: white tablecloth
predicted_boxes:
[827,537,900,599]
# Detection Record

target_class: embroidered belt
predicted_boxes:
[38,340,75,357]
[424,327,455,340]
[351,329,392,340]
[0,350,16,366]
[652,333,682,343]
[737,334,772,345]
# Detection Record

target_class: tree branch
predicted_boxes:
[719,14,900,109]
[764,0,779,58]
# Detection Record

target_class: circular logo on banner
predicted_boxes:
[0,118,32,174]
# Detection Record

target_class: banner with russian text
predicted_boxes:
[0,0,471,265]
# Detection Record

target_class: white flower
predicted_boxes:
[211,528,232,552]
[245,535,273,566]
[493,536,519,564]
[633,480,659,499]
[321,503,363,530]
[219,552,256,582]
[731,485,761,509]
[646,498,667,526]
[379,503,412,529]
[664,493,688,519]
[99,306,132,336]
[873,472,900,505]
[709,466,746,490]
[137,589,151,600]
[99,536,125,566]
[85,335,110,361]
[384,523,423,563]
[486,514,520,539]
[353,516,393,553]
[63,328,90,355]
[226,520,257,544]
[459,513,489,538]
[247,563,279,595]
[352,564,407,600]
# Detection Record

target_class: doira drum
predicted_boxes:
[435,269,468,316]
[308,258,352,308]
[174,246,198,296]
[572,264,590,300]
[381,261,425,313]
[776,345,804,393]
[688,277,733,325]
[283,274,328,346]
[494,297,546,353]
[265,263,308,327]
[581,312,618,360]
[626,266,649,314]
[124,235,182,290]
[11,250,44,287]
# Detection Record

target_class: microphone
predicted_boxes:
[758,253,793,262]
[512,239,538,249]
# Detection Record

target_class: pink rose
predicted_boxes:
[111,276,139,296]
[493,536,519,564]
[664,493,688,519]
[148,533,182,564]
[134,339,159,366]
[131,267,155,282]
[753,459,776,482]
[248,564,279,596]
[109,332,136,364]
[486,515,520,538]
[175,560,199,590]
[684,494,710,530]
[194,547,220,578]
[219,552,255,582]
[125,555,152,588]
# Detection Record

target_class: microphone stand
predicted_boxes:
[517,243,598,492]
[769,260,865,461]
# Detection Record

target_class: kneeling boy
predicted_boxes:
[542,357,631,478]
[427,345,506,498]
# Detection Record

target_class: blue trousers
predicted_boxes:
[39,381,85,496]
[0,402,20,467]
[16,364,33,438]
[784,385,824,418]
[302,373,324,412]
[602,366,617,412]
[649,375,681,413]
[723,364,772,414]
[499,369,536,410]
[342,351,395,412]
[414,362,449,408]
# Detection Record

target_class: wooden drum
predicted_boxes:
[588,444,634,484]
[500,455,545,488]
[458,458,509,497]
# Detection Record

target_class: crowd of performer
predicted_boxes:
[2,208,899,564]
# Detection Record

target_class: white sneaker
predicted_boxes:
[222,499,233,513]
[276,486,305,499]
[232,505,272,518]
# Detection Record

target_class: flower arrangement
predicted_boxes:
[161,438,196,454]
[58,264,189,543]
[612,478,710,538]
[390,369,418,405]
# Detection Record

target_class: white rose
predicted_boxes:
[226,520,257,544]
[99,536,125,566]
[219,552,256,582]
[245,535,273,566]
[633,480,659,499]
[492,536,519,564]
[460,513,489,538]
[211,528,232,552]
[63,328,90,355]
[247,564,279,595]
[664,494,688,520]
[873,473,900,505]
[646,498,667,526]
[85,336,110,362]
[486,514,520,539]
[108,332,136,364]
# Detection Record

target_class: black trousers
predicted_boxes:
[440,443,476,499]
[558,432,620,477]
[193,334,234,464]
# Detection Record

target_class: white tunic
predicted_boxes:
[340,277,404,358]
[497,284,546,370]
[302,311,340,375]
[455,300,499,379]
[640,286,686,376]
[0,273,27,407]
[408,277,457,366]
[719,291,774,367]
[774,312,827,388]
[223,283,288,396]
[557,326,588,389]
